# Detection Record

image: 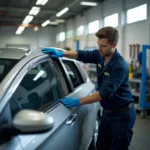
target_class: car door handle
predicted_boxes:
[66,114,77,125]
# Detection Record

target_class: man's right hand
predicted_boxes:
[42,47,64,58]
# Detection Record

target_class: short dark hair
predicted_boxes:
[95,26,119,43]
[64,46,71,51]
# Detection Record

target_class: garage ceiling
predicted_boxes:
[0,0,104,27]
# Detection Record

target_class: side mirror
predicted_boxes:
[13,109,54,133]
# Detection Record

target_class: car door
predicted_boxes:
[54,58,98,150]
[75,60,100,150]
[0,56,82,150]
[0,104,22,150]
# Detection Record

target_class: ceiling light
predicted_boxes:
[16,26,25,35]
[42,20,50,27]
[55,19,65,23]
[36,0,48,5]
[56,7,69,17]
[29,7,40,15]
[49,21,59,25]
[80,1,97,6]
[22,15,34,24]
[34,26,39,31]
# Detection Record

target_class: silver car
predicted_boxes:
[0,47,101,150]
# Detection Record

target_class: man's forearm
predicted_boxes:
[80,92,102,105]
[63,50,78,59]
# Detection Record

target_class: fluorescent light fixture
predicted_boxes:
[34,26,39,31]
[16,26,25,35]
[42,20,50,27]
[80,1,97,6]
[22,15,34,24]
[33,70,45,81]
[55,19,65,23]
[56,7,69,17]
[29,7,40,15]
[49,21,59,25]
[36,0,48,5]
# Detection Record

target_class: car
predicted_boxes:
[0,47,101,150]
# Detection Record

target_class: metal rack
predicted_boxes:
[129,45,150,117]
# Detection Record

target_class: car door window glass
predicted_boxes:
[0,59,18,83]
[52,59,70,95]
[62,60,84,88]
[10,61,61,117]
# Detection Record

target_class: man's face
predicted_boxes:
[97,38,116,57]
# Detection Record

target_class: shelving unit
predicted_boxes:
[129,78,150,113]
[129,45,150,117]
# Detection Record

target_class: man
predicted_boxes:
[42,26,136,150]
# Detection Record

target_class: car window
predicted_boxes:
[10,61,62,117]
[0,58,18,83]
[62,60,84,88]
[52,59,70,95]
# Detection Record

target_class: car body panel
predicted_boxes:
[0,137,22,150]
[18,104,79,150]
[0,47,100,150]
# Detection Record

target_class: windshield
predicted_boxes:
[0,58,18,83]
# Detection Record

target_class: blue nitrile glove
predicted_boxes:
[42,47,64,58]
[61,98,80,107]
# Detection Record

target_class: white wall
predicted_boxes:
[124,21,149,62]
[102,0,123,54]
[55,0,150,64]
[124,0,150,62]
[65,19,76,49]
[0,26,56,48]
[0,0,150,63]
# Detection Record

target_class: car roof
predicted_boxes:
[0,47,66,60]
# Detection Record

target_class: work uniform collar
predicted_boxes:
[109,49,120,64]
[103,49,120,67]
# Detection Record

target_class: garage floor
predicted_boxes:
[130,112,150,150]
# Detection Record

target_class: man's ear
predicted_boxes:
[112,43,117,48]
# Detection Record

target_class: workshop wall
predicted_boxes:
[74,15,86,49]
[56,0,150,63]
[0,0,149,64]
[84,5,101,49]
[65,18,76,49]
[102,0,123,54]
[124,0,150,63]
[0,26,56,48]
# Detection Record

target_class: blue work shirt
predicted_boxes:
[77,49,133,110]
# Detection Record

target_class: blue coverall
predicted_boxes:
[77,49,136,150]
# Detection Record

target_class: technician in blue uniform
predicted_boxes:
[42,26,136,150]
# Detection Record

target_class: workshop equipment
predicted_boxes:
[129,44,150,117]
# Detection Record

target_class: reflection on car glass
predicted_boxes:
[0,58,18,83]
[20,67,47,91]
[10,61,61,117]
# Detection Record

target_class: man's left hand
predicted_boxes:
[61,98,80,107]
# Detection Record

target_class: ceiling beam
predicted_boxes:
[0,6,58,14]
[0,17,45,22]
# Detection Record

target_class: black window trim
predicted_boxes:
[51,58,71,96]
[59,58,85,91]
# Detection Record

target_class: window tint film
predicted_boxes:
[62,60,83,88]
[10,61,61,117]
[0,59,18,83]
